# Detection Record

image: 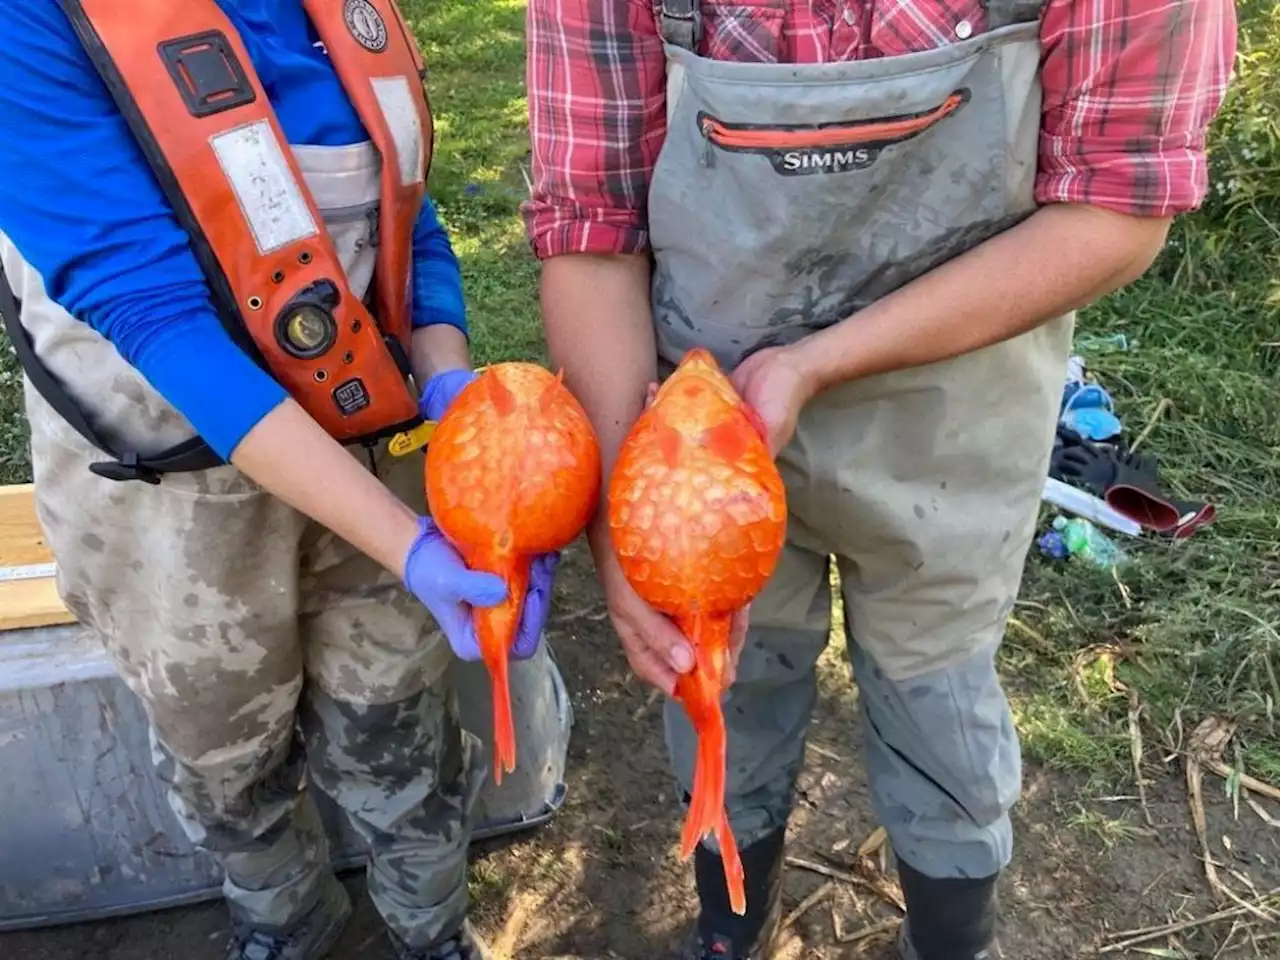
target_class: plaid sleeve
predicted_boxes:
[1036,0,1238,217]
[522,0,668,259]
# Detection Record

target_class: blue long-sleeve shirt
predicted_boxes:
[0,0,466,459]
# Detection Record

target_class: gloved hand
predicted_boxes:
[403,516,505,660]
[419,368,477,422]
[1050,425,1124,495]
[513,552,561,658]
[402,518,562,661]
[408,368,565,658]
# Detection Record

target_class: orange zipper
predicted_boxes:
[699,92,967,151]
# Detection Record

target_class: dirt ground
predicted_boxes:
[4,544,1279,960]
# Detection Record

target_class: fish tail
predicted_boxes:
[677,683,725,860]
[489,643,515,783]
[474,558,528,784]
[676,675,744,913]
[674,613,735,871]
[716,809,746,915]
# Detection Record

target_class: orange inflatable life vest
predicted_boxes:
[41,0,432,479]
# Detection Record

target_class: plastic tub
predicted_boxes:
[0,623,571,931]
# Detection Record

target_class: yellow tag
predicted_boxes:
[389,368,490,456]
[388,421,437,456]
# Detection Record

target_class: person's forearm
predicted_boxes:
[540,253,656,562]
[230,399,420,576]
[410,323,471,387]
[793,204,1172,391]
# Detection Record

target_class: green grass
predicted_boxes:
[1008,0,1280,785]
[2,0,1277,818]
[1064,804,1146,851]
[409,0,546,368]
[0,319,29,482]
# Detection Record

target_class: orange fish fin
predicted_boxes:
[679,752,707,857]
[654,416,683,469]
[678,713,723,860]
[673,614,742,914]
[474,560,527,783]
[701,416,759,464]
[491,650,515,784]
[673,654,730,864]
[486,371,518,417]
[538,372,564,415]
[717,813,746,915]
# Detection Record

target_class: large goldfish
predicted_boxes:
[607,348,787,914]
[426,363,601,782]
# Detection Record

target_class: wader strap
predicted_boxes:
[660,0,702,50]
[984,0,1051,29]
[0,262,223,484]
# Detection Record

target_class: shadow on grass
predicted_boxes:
[459,543,695,958]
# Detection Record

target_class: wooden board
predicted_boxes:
[0,484,54,567]
[0,576,73,630]
[0,483,73,631]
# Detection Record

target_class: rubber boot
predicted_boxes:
[896,859,1001,960]
[673,827,787,959]
[226,874,351,960]
[390,919,492,960]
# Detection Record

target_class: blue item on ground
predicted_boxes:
[1037,530,1069,560]
[1060,382,1123,442]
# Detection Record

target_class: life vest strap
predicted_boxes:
[0,262,223,483]
[20,0,437,475]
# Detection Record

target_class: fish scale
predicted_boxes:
[608,348,787,916]
[426,363,601,783]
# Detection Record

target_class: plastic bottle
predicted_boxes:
[1051,516,1129,569]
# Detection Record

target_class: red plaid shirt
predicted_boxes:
[523,0,1237,259]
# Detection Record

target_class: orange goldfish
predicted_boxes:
[607,348,787,914]
[426,363,601,782]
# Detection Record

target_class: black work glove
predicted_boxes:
[1051,431,1215,536]
[1050,428,1122,495]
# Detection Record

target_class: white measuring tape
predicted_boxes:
[0,563,57,583]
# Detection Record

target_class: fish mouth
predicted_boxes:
[654,348,742,411]
[680,347,721,372]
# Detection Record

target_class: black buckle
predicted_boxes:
[89,452,162,485]
[159,30,256,119]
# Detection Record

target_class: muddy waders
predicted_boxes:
[650,1,1068,956]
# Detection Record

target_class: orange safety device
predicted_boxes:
[31,0,432,482]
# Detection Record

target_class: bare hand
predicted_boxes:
[598,553,694,695]
[639,380,751,688]
[730,346,818,455]
[726,605,750,687]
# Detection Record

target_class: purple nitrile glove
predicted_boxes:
[511,551,561,660]
[404,516,507,661]
[417,368,562,660]
[419,368,477,422]
[402,520,562,661]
